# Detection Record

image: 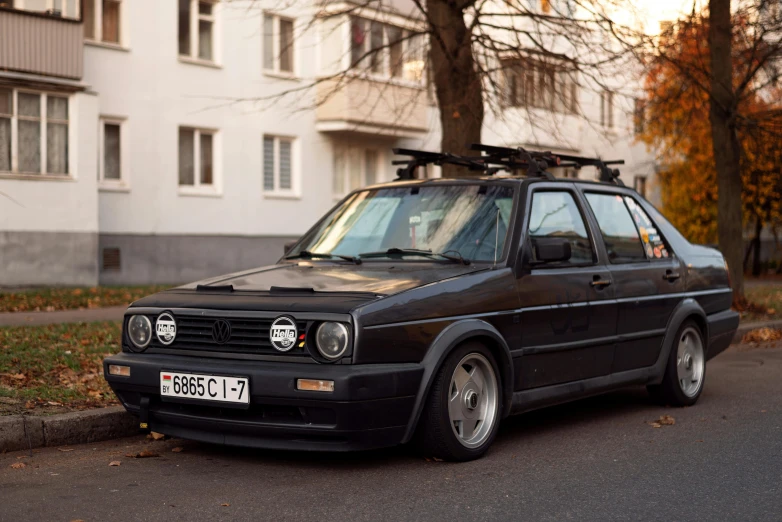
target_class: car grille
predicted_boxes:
[143,314,311,357]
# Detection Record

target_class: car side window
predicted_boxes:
[528,191,594,265]
[584,193,647,263]
[623,196,672,259]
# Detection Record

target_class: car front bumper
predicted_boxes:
[104,353,424,452]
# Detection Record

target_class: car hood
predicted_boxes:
[129,262,487,314]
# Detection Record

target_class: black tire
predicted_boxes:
[647,320,707,407]
[413,342,502,462]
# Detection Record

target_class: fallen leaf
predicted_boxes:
[658,415,675,426]
[432,457,443,462]
[10,462,26,469]
[25,400,35,409]
[47,401,62,406]
[10,373,26,381]
[57,447,75,452]
[171,447,184,453]
[148,431,166,441]
[696,439,704,443]
[741,327,782,344]
[650,422,662,428]
[221,503,230,507]
[126,450,160,459]
[761,410,767,413]
[16,456,26,460]
[109,461,121,467]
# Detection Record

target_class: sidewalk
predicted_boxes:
[0,306,126,327]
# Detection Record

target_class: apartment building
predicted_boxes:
[0,0,656,286]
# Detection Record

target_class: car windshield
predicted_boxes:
[289,184,515,262]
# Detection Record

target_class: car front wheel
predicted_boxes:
[414,342,501,461]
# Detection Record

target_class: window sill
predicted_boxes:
[340,70,426,90]
[178,56,222,69]
[263,191,301,200]
[85,40,130,52]
[178,186,222,198]
[263,70,300,82]
[99,182,130,193]
[0,172,74,182]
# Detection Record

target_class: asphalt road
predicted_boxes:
[2,345,781,522]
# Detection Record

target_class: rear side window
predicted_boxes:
[584,193,646,263]
[624,197,671,259]
[528,191,594,265]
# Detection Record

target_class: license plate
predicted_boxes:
[160,372,249,404]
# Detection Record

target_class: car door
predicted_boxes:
[581,190,686,372]
[514,184,618,390]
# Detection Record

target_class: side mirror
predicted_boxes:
[283,240,298,255]
[532,237,571,264]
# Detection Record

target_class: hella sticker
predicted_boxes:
[156,312,177,345]
[270,316,297,352]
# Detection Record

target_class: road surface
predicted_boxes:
[2,344,781,521]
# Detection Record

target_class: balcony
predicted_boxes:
[315,77,429,138]
[0,8,83,80]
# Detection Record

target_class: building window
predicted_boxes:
[179,0,216,62]
[263,135,295,194]
[263,14,295,75]
[83,0,122,44]
[0,88,69,176]
[350,18,425,82]
[99,117,125,186]
[634,176,647,198]
[179,127,215,190]
[502,58,578,114]
[333,145,382,196]
[8,0,80,19]
[634,98,646,135]
[600,90,614,128]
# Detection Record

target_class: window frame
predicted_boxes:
[582,189,675,264]
[179,0,220,66]
[83,0,126,48]
[348,16,426,87]
[263,12,296,78]
[332,145,383,199]
[98,116,128,190]
[262,134,298,198]
[600,90,615,128]
[0,88,72,179]
[501,58,578,115]
[178,126,220,197]
[522,186,598,269]
[11,0,80,19]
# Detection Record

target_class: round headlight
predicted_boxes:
[127,315,152,350]
[315,322,349,360]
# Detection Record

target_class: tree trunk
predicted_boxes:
[708,0,745,299]
[428,0,483,178]
[752,217,762,276]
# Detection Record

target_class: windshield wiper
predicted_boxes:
[357,248,470,265]
[285,250,361,264]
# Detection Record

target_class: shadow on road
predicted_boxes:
[172,385,668,469]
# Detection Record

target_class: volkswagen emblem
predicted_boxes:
[212,319,232,345]
[270,316,297,352]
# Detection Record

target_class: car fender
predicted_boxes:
[401,319,514,443]
[648,298,708,385]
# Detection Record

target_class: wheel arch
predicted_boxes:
[401,319,514,444]
[649,298,709,385]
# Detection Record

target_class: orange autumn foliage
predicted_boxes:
[637,15,782,246]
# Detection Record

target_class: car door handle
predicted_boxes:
[590,279,612,288]
[663,271,681,282]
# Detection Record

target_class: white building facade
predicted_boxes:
[0,0,655,286]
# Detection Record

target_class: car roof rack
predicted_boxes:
[392,146,626,186]
[470,144,626,186]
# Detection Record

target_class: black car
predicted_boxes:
[104,146,739,461]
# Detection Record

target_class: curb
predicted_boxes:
[733,319,782,343]
[0,406,137,453]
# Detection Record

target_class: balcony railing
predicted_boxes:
[315,77,429,137]
[0,8,83,80]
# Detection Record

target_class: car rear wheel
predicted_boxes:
[414,342,501,461]
[648,320,706,406]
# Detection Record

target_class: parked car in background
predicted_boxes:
[104,146,739,461]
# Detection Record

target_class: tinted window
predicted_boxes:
[528,191,594,265]
[584,193,646,263]
[623,196,671,259]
